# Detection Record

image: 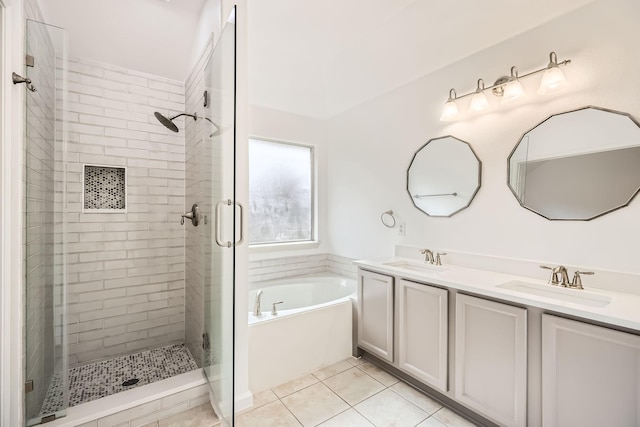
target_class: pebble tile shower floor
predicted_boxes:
[40,344,198,414]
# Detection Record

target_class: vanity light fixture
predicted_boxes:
[502,67,524,102]
[440,51,571,121]
[440,89,458,122]
[469,79,489,112]
[440,89,459,121]
[538,52,568,94]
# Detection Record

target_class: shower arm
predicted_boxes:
[168,112,198,121]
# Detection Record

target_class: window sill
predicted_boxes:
[249,241,321,254]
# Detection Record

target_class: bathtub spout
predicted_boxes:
[253,290,263,316]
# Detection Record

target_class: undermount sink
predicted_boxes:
[383,260,448,273]
[497,280,612,308]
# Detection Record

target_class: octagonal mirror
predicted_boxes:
[508,106,640,220]
[407,136,481,217]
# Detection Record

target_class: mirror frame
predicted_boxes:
[507,105,640,221]
[407,135,482,217]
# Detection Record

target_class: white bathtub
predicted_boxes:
[248,275,356,324]
[247,274,356,393]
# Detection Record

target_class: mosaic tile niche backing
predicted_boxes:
[84,165,126,210]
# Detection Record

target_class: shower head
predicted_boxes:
[153,111,197,133]
[154,112,179,132]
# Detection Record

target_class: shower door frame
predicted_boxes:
[202,7,238,425]
[1,0,27,426]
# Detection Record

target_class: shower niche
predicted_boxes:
[82,165,127,212]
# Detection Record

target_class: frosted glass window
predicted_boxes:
[249,139,313,245]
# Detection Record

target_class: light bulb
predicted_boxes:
[470,92,488,112]
[440,100,459,121]
[502,66,524,102]
[538,65,566,94]
[440,89,459,121]
[503,79,524,100]
[470,79,489,112]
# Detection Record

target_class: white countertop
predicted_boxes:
[354,256,640,332]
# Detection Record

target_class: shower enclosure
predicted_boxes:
[24,19,68,426]
[23,7,238,426]
[201,8,238,426]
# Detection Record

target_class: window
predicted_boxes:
[248,138,315,245]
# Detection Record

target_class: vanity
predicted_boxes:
[354,256,640,427]
[365,104,640,426]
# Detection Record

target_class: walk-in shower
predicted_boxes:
[23,6,238,426]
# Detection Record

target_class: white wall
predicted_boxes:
[327,0,640,275]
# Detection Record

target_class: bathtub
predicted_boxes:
[247,274,356,393]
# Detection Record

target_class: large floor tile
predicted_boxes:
[272,374,319,398]
[354,388,429,427]
[251,389,279,410]
[390,382,443,415]
[281,382,349,426]
[313,359,354,381]
[432,408,479,427]
[323,367,385,406]
[356,362,399,387]
[318,408,375,427]
[158,403,219,427]
[417,416,448,427]
[235,400,302,427]
[345,356,367,367]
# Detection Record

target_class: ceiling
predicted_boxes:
[37,0,208,81]
[249,0,598,118]
[38,0,597,117]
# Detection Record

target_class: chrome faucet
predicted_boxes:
[420,249,434,264]
[253,290,263,316]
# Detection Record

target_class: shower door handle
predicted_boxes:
[215,199,232,248]
[234,202,244,246]
[214,199,245,247]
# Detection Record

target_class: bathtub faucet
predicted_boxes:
[253,290,263,316]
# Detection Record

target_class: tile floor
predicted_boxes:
[150,357,479,427]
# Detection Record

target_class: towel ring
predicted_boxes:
[381,210,396,228]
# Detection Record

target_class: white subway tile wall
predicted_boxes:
[62,57,186,367]
[249,254,357,283]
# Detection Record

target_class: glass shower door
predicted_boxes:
[24,19,68,426]
[202,7,237,426]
